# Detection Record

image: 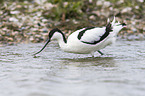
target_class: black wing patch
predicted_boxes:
[78,27,95,40]
[80,23,112,45]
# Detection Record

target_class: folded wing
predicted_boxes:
[78,23,112,45]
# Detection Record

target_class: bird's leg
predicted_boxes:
[97,50,104,55]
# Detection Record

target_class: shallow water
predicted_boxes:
[0,40,145,96]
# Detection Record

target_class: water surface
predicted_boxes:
[0,40,145,96]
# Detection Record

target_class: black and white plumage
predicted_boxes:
[34,17,126,57]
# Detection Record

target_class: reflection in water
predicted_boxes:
[61,56,116,68]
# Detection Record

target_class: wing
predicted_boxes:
[78,23,112,45]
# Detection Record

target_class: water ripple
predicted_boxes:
[0,40,145,96]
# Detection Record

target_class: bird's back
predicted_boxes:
[65,25,113,54]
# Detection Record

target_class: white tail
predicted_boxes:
[107,18,110,23]
[111,16,116,26]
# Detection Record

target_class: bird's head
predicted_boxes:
[48,28,64,41]
[33,28,66,56]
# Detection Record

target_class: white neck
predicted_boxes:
[52,32,68,51]
[57,38,68,51]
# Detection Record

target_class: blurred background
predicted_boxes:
[0,0,145,45]
[0,1,145,96]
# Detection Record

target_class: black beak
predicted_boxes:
[33,39,50,56]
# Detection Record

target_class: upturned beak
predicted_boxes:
[33,39,50,56]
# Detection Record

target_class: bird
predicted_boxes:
[34,17,126,57]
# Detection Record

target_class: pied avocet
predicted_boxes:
[34,17,126,57]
